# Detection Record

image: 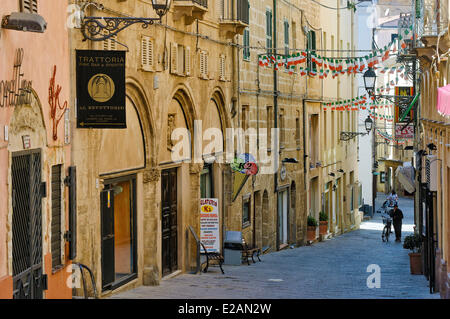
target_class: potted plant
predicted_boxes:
[403,233,423,275]
[307,216,318,241]
[319,211,329,235]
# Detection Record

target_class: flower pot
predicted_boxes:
[307,226,316,241]
[319,221,328,235]
[409,252,423,275]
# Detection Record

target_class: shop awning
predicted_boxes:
[437,84,450,117]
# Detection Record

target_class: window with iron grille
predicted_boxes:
[266,9,273,54]
[284,20,289,70]
[51,164,63,269]
[20,0,38,13]
[307,30,316,71]
[243,27,250,61]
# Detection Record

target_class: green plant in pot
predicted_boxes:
[319,211,329,235]
[403,233,423,275]
[307,216,318,241]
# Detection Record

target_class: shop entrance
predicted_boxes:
[101,176,137,291]
[161,168,178,276]
[11,150,46,299]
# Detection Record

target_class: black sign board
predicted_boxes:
[76,50,126,128]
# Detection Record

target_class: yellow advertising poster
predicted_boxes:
[200,198,220,253]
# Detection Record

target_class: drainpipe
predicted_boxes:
[273,0,279,194]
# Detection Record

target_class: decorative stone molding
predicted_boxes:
[143,168,160,183]
[189,162,203,175]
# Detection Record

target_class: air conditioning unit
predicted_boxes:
[425,155,437,191]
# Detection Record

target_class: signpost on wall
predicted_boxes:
[395,86,414,123]
[76,50,126,129]
[200,198,220,253]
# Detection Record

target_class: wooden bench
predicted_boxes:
[200,242,224,274]
[241,240,262,265]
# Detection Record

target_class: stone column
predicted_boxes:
[187,163,203,271]
[142,167,161,286]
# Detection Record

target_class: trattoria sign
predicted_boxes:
[200,198,220,253]
[0,48,33,108]
[76,50,126,128]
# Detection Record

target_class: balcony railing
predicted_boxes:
[221,0,249,25]
[175,0,208,9]
[417,0,448,37]
[173,0,208,24]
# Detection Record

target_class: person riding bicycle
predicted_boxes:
[387,190,398,207]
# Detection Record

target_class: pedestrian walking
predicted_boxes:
[389,204,404,242]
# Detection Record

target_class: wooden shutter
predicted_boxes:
[200,51,208,79]
[103,34,117,51]
[141,36,154,71]
[170,42,178,74]
[219,54,226,81]
[185,46,191,76]
[21,0,38,13]
[51,165,62,268]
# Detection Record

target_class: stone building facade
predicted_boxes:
[416,22,450,298]
[68,0,241,297]
[0,0,72,299]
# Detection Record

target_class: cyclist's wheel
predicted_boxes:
[382,226,389,242]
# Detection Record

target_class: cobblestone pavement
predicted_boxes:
[110,194,440,299]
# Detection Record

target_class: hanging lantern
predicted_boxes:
[152,0,172,17]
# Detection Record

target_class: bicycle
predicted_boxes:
[381,212,393,242]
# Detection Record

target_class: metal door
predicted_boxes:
[12,150,46,299]
[161,168,178,276]
[101,189,115,289]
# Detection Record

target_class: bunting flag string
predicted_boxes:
[257,26,414,79]
[376,129,406,145]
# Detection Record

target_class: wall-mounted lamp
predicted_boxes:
[328,172,335,177]
[1,12,47,33]
[79,0,172,41]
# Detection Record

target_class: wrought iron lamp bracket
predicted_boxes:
[340,131,368,141]
[81,16,160,41]
[371,94,413,106]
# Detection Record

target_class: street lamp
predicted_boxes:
[339,116,374,141]
[80,0,172,41]
[152,0,172,17]
[363,67,377,97]
[364,115,373,134]
[363,67,414,105]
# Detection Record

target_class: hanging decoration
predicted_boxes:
[257,26,414,80]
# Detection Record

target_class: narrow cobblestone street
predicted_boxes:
[111,195,440,299]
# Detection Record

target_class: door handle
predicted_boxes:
[103,234,115,240]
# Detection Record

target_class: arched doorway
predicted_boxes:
[98,96,145,290]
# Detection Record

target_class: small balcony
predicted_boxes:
[416,0,450,51]
[220,0,249,38]
[173,0,208,25]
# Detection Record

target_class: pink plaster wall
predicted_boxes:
[0,0,70,296]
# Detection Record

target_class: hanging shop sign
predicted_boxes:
[395,86,414,123]
[0,48,33,108]
[231,154,259,202]
[395,123,414,139]
[76,50,126,128]
[200,198,220,253]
